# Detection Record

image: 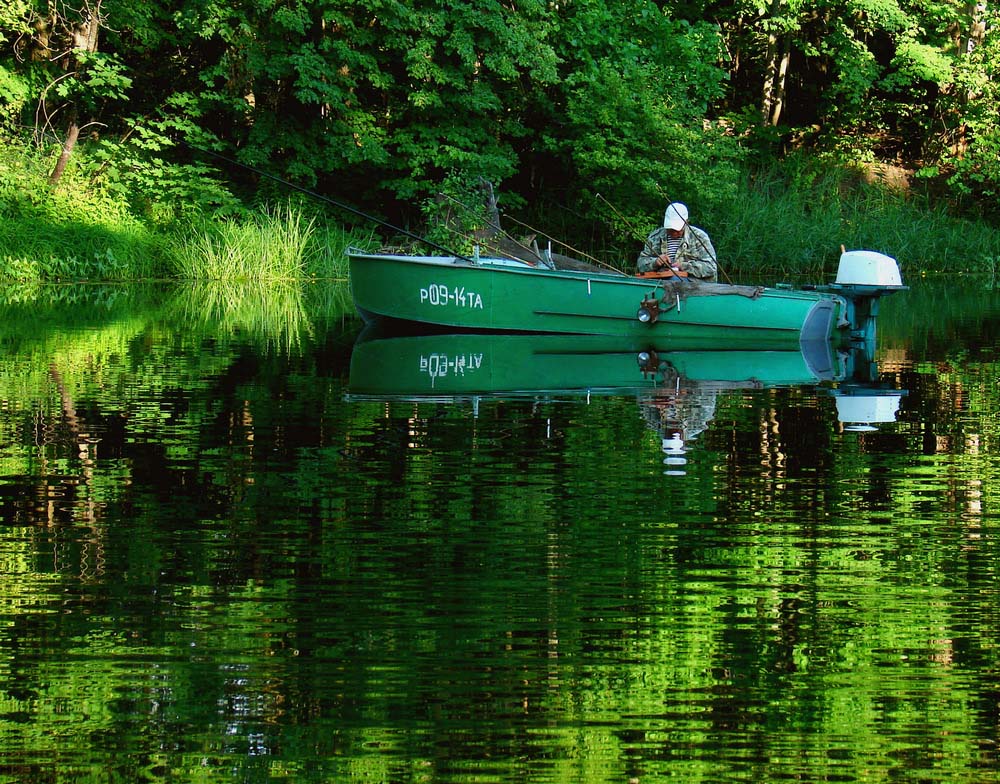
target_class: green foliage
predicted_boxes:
[935,7,1000,202]
[705,157,1000,278]
[821,21,881,114]
[175,0,561,203]
[420,172,500,256]
[543,5,743,245]
[0,140,168,280]
[710,0,971,170]
[168,204,319,279]
[0,65,29,133]
[882,41,953,89]
[62,50,133,110]
[0,0,33,131]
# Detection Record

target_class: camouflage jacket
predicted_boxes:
[637,225,718,281]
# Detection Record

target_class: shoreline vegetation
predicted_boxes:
[5,1,1000,290]
[1,138,999,287]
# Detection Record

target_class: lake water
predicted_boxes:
[1,276,998,783]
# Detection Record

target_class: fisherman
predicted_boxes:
[637,202,718,281]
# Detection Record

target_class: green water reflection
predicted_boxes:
[0,278,998,782]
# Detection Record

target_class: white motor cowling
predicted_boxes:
[836,250,903,287]
[835,391,903,431]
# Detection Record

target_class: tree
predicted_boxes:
[690,0,1000,201]
[9,0,131,185]
[44,0,105,184]
[0,0,33,133]
[537,0,741,240]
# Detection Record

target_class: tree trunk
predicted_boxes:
[49,110,80,185]
[768,39,791,126]
[953,1,988,159]
[760,0,790,127]
[962,1,987,54]
[761,29,779,123]
[46,2,102,186]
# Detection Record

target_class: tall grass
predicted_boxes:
[705,164,1000,281]
[312,223,378,279]
[168,205,379,280]
[169,204,317,279]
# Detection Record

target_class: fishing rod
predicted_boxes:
[434,191,543,266]
[500,212,624,274]
[594,190,686,283]
[597,191,695,284]
[188,144,476,262]
[595,192,642,238]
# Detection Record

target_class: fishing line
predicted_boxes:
[500,213,624,274]
[595,192,643,239]
[187,144,475,262]
[434,191,541,259]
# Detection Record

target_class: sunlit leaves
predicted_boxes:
[882,40,953,88]
[847,0,910,33]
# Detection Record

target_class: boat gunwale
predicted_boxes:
[347,250,839,302]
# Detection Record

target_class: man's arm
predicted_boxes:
[678,227,717,279]
[637,229,665,272]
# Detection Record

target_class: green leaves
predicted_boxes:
[71,50,134,107]
[882,40,953,89]
[549,2,741,235]
[1,0,998,235]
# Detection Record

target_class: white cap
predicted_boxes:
[661,433,685,453]
[663,202,689,231]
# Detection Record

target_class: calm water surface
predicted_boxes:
[0,278,998,783]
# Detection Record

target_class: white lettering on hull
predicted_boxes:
[419,284,484,309]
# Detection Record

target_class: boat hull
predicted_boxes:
[348,251,844,347]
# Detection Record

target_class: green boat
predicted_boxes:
[346,325,843,401]
[348,248,905,348]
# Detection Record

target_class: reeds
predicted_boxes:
[169,204,317,280]
[168,205,379,280]
[706,164,1000,281]
[311,224,378,279]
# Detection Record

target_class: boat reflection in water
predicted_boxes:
[345,323,903,472]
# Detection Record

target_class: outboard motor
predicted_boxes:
[826,250,907,347]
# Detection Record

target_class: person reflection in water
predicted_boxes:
[637,202,718,282]
[640,381,719,475]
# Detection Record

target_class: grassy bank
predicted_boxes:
[0,140,374,283]
[0,143,167,280]
[2,139,998,283]
[702,163,1000,281]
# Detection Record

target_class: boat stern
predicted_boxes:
[800,297,841,343]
